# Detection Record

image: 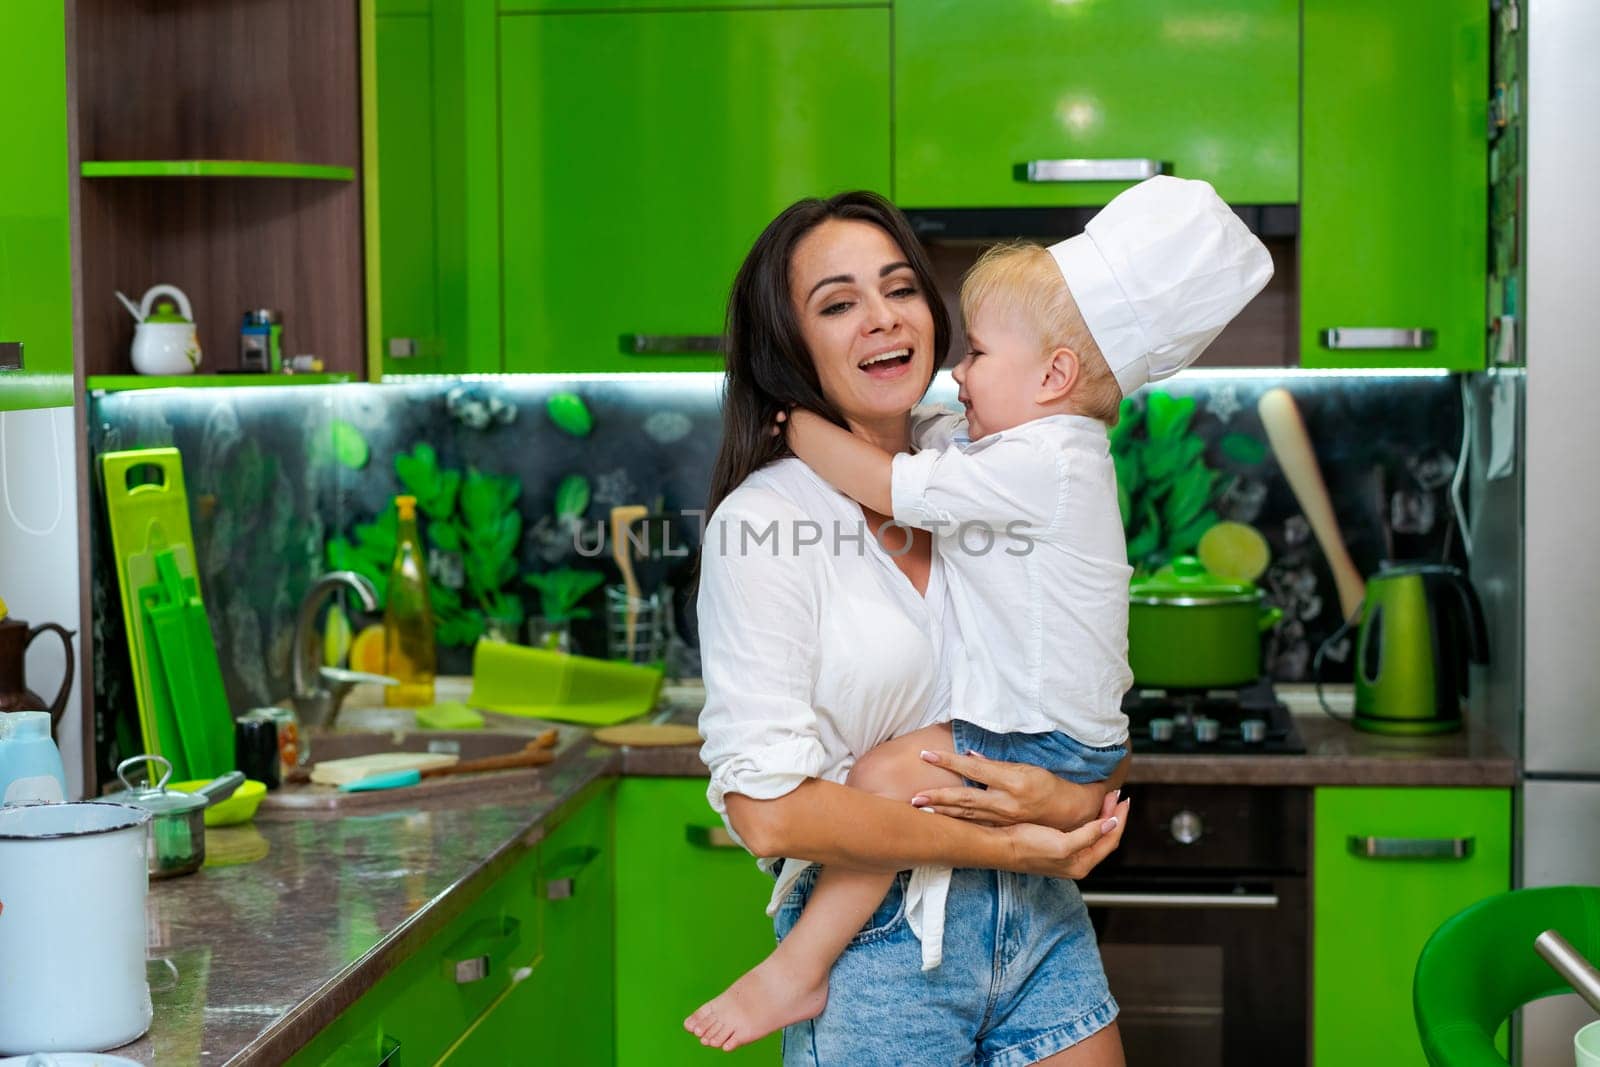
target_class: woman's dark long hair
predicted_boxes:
[705,191,952,520]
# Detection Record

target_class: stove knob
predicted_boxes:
[1194,717,1220,744]
[1240,718,1268,744]
[1170,810,1204,845]
[1149,717,1175,743]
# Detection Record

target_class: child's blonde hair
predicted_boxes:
[960,242,1123,422]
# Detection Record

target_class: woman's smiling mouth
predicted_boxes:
[858,347,914,378]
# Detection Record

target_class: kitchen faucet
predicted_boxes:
[291,571,397,729]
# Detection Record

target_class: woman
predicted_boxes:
[696,190,1132,1067]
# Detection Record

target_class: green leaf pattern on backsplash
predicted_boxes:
[1113,391,1228,573]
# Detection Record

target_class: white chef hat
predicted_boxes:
[1048,176,1273,395]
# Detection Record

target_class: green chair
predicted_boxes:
[1414,885,1600,1066]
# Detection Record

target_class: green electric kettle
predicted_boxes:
[1346,563,1488,734]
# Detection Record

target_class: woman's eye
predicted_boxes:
[820,301,852,316]
[966,349,983,359]
[890,286,918,299]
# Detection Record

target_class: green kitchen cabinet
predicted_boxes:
[1301,0,1488,370]
[615,777,783,1065]
[497,7,891,373]
[288,842,545,1066]
[894,0,1298,209]
[0,0,75,410]
[372,5,448,373]
[1312,787,1511,1066]
[443,783,617,1065]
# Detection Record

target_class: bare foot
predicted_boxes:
[683,953,830,1052]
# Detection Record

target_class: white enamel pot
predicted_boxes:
[0,803,154,1054]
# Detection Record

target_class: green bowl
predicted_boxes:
[170,778,268,826]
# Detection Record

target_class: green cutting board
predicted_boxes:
[101,449,208,764]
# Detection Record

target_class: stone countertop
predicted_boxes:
[111,684,1515,1065]
[621,685,1520,787]
[115,739,621,1067]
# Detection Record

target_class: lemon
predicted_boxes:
[1198,521,1271,583]
[349,624,388,675]
[0,593,8,620]
[323,604,353,666]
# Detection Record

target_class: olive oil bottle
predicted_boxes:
[383,495,436,706]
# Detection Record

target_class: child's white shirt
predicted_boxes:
[888,406,1133,971]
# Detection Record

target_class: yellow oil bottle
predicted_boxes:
[383,495,436,706]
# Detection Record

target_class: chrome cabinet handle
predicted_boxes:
[1018,159,1169,183]
[622,334,723,355]
[685,825,739,850]
[388,338,419,358]
[442,917,521,983]
[1080,891,1279,910]
[0,342,21,370]
[1318,328,1437,350]
[1347,835,1475,859]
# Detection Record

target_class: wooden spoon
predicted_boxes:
[609,504,649,655]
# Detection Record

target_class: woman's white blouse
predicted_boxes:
[696,457,953,943]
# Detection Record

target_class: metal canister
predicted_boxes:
[239,309,283,373]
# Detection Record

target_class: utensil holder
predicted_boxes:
[605,586,666,665]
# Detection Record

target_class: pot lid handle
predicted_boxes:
[117,753,174,793]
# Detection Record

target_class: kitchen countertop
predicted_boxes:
[113,684,1515,1064]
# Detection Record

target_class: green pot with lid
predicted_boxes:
[1128,555,1284,690]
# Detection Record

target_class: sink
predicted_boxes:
[258,719,582,812]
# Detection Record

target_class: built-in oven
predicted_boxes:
[1080,785,1310,1066]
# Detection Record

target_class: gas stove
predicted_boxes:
[1123,677,1306,755]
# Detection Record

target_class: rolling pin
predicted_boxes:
[1257,387,1367,622]
[418,730,561,779]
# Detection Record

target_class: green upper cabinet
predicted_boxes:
[1312,787,1511,1066]
[373,6,446,373]
[1301,0,1488,370]
[0,0,74,410]
[498,7,891,373]
[894,0,1298,209]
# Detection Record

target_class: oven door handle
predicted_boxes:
[1080,890,1279,910]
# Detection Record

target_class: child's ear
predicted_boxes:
[1037,347,1081,403]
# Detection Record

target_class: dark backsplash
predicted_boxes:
[88,371,1464,778]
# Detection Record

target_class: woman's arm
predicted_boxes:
[726,778,1129,880]
[784,409,895,515]
[909,748,1131,832]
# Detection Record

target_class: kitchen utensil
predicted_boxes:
[100,754,209,879]
[1127,555,1283,689]
[0,610,75,726]
[130,284,201,375]
[609,505,649,655]
[1330,562,1488,735]
[309,751,459,787]
[593,723,702,747]
[170,776,267,826]
[605,585,667,665]
[101,449,204,764]
[193,770,246,806]
[338,768,421,793]
[467,639,664,726]
[418,739,556,778]
[0,802,153,1054]
[1257,387,1366,621]
[0,711,67,805]
[142,549,233,777]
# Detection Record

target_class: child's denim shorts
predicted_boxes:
[776,864,1118,1066]
[951,719,1128,786]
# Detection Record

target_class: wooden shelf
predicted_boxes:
[82,160,355,181]
[89,374,353,393]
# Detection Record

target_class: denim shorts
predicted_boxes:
[951,719,1128,786]
[776,864,1118,1067]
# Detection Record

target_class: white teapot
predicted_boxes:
[128,284,201,375]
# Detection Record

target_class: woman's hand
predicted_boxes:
[1001,794,1131,879]
[911,748,1122,831]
